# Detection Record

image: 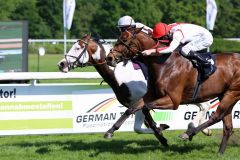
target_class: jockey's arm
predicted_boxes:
[142,30,183,56]
[135,22,153,34]
[157,31,183,54]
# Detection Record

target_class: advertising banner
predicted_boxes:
[0,84,134,135]
[0,83,239,135]
[0,21,28,73]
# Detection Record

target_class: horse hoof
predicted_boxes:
[104,132,113,139]
[179,133,189,140]
[160,124,170,130]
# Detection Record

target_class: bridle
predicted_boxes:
[64,38,106,70]
[110,29,142,63]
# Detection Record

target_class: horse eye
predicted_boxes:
[76,48,80,50]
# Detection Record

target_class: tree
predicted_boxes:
[92,0,163,38]
[70,0,100,38]
[214,0,240,37]
[10,0,51,38]
[1,0,239,38]
[36,0,63,38]
[0,0,22,20]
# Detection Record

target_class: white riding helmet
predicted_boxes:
[117,16,136,28]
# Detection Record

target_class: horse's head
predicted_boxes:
[58,34,108,72]
[106,28,156,67]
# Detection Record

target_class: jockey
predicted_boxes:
[117,15,152,35]
[142,22,216,80]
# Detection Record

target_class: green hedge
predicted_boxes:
[28,43,70,55]
[211,39,240,53]
[28,39,240,55]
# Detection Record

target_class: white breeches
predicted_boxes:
[181,32,213,57]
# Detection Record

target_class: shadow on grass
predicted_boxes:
[11,138,207,156]
[5,129,240,156]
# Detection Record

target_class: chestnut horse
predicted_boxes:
[106,28,240,154]
[57,34,169,146]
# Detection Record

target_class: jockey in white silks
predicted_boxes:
[117,16,214,135]
[117,15,152,35]
[142,22,216,80]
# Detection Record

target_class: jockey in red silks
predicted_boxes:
[142,22,216,79]
[117,15,153,35]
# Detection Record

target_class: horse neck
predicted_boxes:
[94,65,119,89]
[91,42,120,91]
[137,32,156,50]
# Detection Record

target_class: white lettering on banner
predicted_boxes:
[0,103,63,111]
[0,88,16,98]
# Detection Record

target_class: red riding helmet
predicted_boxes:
[152,23,171,39]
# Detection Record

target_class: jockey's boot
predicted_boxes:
[189,51,216,80]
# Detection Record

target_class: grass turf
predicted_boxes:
[0,129,239,160]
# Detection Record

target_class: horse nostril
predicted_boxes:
[59,62,65,68]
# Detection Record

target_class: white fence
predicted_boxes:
[0,72,101,81]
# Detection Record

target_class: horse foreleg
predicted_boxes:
[104,99,144,139]
[104,107,140,138]
[142,107,169,146]
[219,113,233,154]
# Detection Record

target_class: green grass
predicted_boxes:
[28,54,105,84]
[0,129,239,160]
[28,54,96,72]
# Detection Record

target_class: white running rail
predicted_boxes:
[0,72,101,81]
